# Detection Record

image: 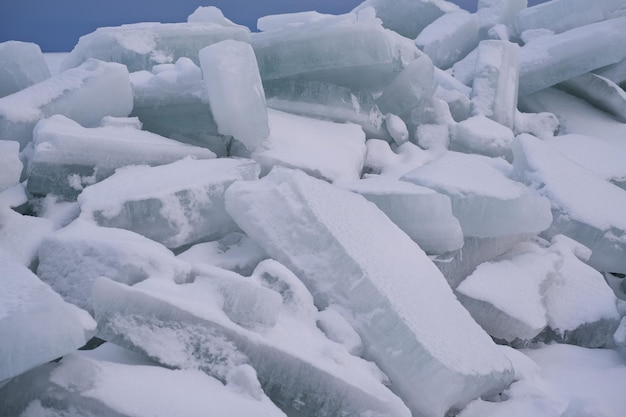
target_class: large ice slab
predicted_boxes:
[37,219,192,314]
[78,158,259,249]
[252,109,366,183]
[0,59,132,150]
[225,167,513,417]
[558,73,626,123]
[199,40,269,151]
[61,21,250,72]
[0,41,50,98]
[513,134,626,274]
[0,141,22,193]
[0,249,95,383]
[27,115,216,199]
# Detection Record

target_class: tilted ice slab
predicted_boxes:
[518,16,626,95]
[0,249,95,383]
[0,354,287,417]
[61,21,250,72]
[0,59,132,150]
[558,73,626,123]
[200,40,269,151]
[253,109,366,183]
[28,115,216,199]
[225,167,513,417]
[513,134,626,274]
[79,158,259,249]
[37,219,192,314]
[451,115,515,161]
[477,0,527,39]
[0,141,22,193]
[0,41,50,98]
[401,151,552,239]
[340,176,463,254]
[251,13,420,92]
[93,275,411,417]
[0,207,56,268]
[595,58,626,87]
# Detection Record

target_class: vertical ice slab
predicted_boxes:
[199,40,269,151]
[78,158,260,249]
[470,40,520,129]
[0,41,50,98]
[0,249,95,383]
[225,167,513,417]
[0,59,132,150]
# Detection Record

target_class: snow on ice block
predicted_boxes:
[251,13,420,92]
[340,176,463,254]
[513,134,626,274]
[595,58,626,87]
[401,151,552,238]
[93,276,412,417]
[352,0,461,39]
[518,17,626,95]
[477,0,527,39]
[78,158,259,249]
[470,40,519,129]
[0,249,95,383]
[0,41,50,98]
[0,141,22,193]
[37,219,192,314]
[0,354,287,417]
[451,115,515,160]
[0,59,132,150]
[252,109,366,183]
[225,167,514,417]
[0,207,56,268]
[415,10,479,70]
[558,73,626,123]
[27,115,216,199]
[199,40,269,151]
[61,21,250,73]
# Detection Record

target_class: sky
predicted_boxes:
[0,0,545,52]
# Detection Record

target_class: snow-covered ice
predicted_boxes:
[0,141,23,193]
[0,41,50,98]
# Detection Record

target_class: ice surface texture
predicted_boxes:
[225,167,513,417]
[0,141,23,193]
[0,41,50,98]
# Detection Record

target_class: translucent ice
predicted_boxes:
[0,249,95,383]
[0,59,132,150]
[225,167,513,417]
[199,40,269,151]
[451,115,515,160]
[27,115,216,199]
[0,141,22,193]
[78,158,259,249]
[0,41,50,98]
[558,73,626,123]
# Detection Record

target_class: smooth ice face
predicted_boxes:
[27,115,216,199]
[0,141,22,193]
[61,21,250,72]
[225,167,513,417]
[0,249,95,383]
[199,40,269,151]
[513,134,626,274]
[0,41,50,98]
[0,59,133,150]
[401,151,552,238]
[340,176,464,254]
[37,219,192,314]
[451,115,515,160]
[558,73,626,123]
[253,109,366,183]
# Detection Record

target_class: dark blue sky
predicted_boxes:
[0,0,544,52]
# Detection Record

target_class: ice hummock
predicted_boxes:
[0,59,133,151]
[27,115,216,199]
[78,158,259,250]
[225,167,513,417]
[0,41,50,98]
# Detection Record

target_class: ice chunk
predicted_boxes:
[512,134,626,274]
[0,41,50,98]
[0,249,94,383]
[93,277,412,417]
[0,141,22,193]
[187,6,244,28]
[27,115,216,199]
[470,40,520,129]
[352,0,461,39]
[513,110,559,139]
[340,176,464,254]
[452,47,478,86]
[415,11,479,70]
[519,17,626,95]
[434,84,471,122]
[558,73,626,123]
[0,207,55,268]
[78,158,259,249]
[199,40,269,151]
[401,151,552,238]
[416,123,450,151]
[364,139,435,179]
[37,219,192,314]
[257,11,357,32]
[385,113,409,145]
[252,109,366,183]
[615,317,626,360]
[317,307,364,356]
[225,167,513,417]
[451,115,515,160]
[595,58,626,87]
[61,21,250,72]
[477,0,528,39]
[0,59,132,150]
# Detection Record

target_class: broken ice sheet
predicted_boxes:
[0,41,50,98]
